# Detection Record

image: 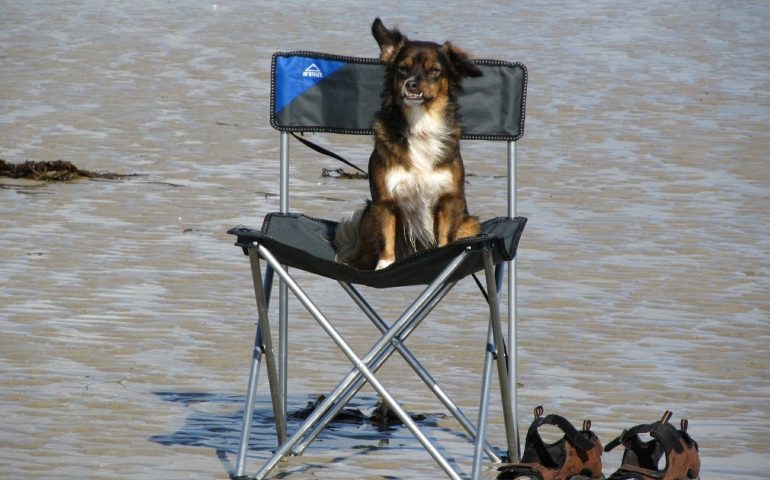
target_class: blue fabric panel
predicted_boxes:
[274,55,348,113]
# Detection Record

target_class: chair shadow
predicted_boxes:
[149,391,454,479]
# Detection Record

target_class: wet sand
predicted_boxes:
[1,1,768,478]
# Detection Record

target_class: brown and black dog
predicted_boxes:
[335,18,482,270]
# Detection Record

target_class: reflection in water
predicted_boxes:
[151,392,454,478]
[150,392,444,453]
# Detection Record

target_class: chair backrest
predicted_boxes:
[271,51,527,141]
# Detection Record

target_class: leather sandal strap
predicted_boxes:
[603,417,685,454]
[528,413,596,452]
[604,423,650,453]
[650,422,685,454]
[603,431,626,453]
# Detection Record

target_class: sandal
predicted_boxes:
[604,411,700,480]
[498,406,604,480]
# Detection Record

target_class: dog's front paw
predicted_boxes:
[375,259,394,270]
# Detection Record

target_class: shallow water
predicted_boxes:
[1,1,768,479]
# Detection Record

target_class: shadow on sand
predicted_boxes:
[150,391,449,478]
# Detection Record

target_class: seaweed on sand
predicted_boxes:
[321,167,368,180]
[0,159,137,181]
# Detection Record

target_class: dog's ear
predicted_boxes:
[442,42,483,78]
[372,18,405,64]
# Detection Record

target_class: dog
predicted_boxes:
[334,18,482,270]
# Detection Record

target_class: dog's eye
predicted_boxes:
[428,67,441,77]
[397,66,409,76]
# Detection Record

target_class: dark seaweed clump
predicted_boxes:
[0,159,134,181]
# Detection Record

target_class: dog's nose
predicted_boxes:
[405,78,420,93]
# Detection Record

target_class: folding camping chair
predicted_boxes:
[228,51,528,480]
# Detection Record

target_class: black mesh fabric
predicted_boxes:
[229,213,527,289]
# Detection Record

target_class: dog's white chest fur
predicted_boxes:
[384,106,453,249]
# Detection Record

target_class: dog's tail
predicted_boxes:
[334,203,367,264]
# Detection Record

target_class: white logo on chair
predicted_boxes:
[302,63,323,78]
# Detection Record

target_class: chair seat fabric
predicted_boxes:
[229,213,527,288]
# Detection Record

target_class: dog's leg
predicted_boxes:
[371,202,397,270]
[435,196,463,247]
[455,214,481,240]
[435,209,452,248]
[435,196,481,246]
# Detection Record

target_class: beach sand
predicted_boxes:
[1,1,768,478]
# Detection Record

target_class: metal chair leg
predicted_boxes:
[471,253,514,479]
[233,313,264,479]
[472,323,497,480]
[234,253,278,478]
[483,250,518,460]
[253,244,471,480]
[249,249,287,445]
[238,244,517,479]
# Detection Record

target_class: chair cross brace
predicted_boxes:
[234,241,517,480]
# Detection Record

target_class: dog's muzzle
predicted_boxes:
[402,77,425,105]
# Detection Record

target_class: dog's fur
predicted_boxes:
[335,18,482,270]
